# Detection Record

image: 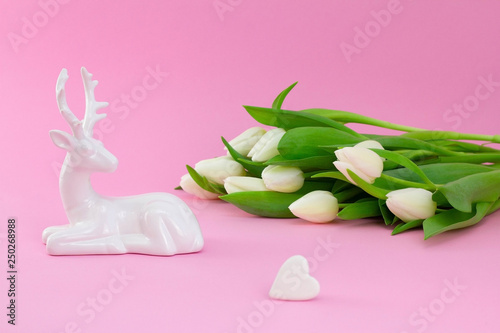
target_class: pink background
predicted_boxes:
[1,0,500,332]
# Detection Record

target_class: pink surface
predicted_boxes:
[1,0,500,332]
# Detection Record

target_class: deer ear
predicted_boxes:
[49,130,76,151]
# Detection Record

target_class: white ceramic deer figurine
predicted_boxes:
[42,67,204,256]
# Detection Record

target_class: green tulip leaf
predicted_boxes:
[431,140,500,153]
[301,108,426,132]
[186,165,226,195]
[272,82,298,110]
[296,180,335,194]
[321,136,459,157]
[379,199,398,226]
[265,155,336,171]
[337,198,381,220]
[381,163,496,185]
[430,191,453,208]
[420,153,500,165]
[313,171,349,182]
[220,191,302,218]
[423,202,493,239]
[487,199,500,215]
[334,187,364,202]
[278,127,364,159]
[372,136,460,156]
[399,149,438,161]
[374,176,429,192]
[371,149,435,188]
[347,170,390,200]
[382,150,438,170]
[331,179,355,194]
[221,137,266,177]
[313,171,375,203]
[401,130,500,144]
[392,219,423,235]
[436,170,500,212]
[220,180,334,218]
[243,105,365,137]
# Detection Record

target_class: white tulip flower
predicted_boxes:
[248,128,286,162]
[224,176,270,194]
[354,140,384,150]
[195,156,246,185]
[386,188,437,222]
[261,165,305,193]
[289,190,339,223]
[180,174,220,200]
[354,140,385,161]
[333,146,384,185]
[226,127,267,156]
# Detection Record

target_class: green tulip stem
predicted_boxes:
[303,109,500,143]
[302,109,427,132]
[402,131,500,144]
[379,174,437,191]
[417,153,500,165]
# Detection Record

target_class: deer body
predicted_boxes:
[43,68,204,256]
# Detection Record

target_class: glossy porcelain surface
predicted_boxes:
[43,68,204,256]
[269,255,320,301]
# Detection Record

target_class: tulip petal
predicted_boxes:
[386,188,436,222]
[222,137,266,177]
[180,174,220,200]
[289,190,339,223]
[249,128,286,162]
[354,140,384,150]
[262,165,305,193]
[195,156,246,184]
[226,127,266,156]
[186,165,226,194]
[341,147,383,180]
[224,176,269,194]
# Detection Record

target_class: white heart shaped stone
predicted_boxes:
[269,255,320,301]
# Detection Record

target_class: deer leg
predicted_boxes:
[157,210,204,255]
[122,209,177,255]
[46,222,126,255]
[42,224,70,244]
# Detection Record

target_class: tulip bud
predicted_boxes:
[354,140,385,161]
[386,188,437,222]
[354,140,384,150]
[180,174,220,200]
[289,190,339,223]
[195,156,246,185]
[226,127,267,156]
[333,146,383,185]
[261,165,305,193]
[224,176,270,194]
[248,128,286,162]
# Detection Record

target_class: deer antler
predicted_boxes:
[56,68,85,139]
[81,67,109,137]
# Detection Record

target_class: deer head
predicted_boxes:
[49,68,118,173]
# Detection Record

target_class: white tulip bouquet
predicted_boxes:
[179,83,500,239]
